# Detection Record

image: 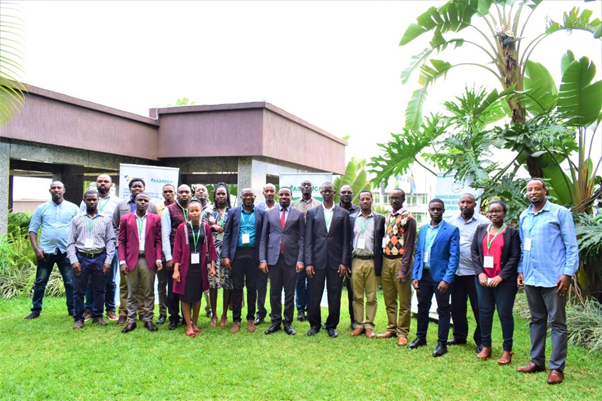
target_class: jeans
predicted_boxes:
[231,248,258,323]
[84,248,118,313]
[474,277,517,351]
[295,268,310,313]
[31,250,74,314]
[73,253,108,321]
[451,274,481,345]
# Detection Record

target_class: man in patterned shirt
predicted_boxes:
[377,188,417,346]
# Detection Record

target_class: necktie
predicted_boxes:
[280,208,286,253]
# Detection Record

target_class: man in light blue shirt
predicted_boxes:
[517,179,579,385]
[25,181,79,320]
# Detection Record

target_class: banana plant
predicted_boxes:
[333,157,370,204]
[0,1,26,126]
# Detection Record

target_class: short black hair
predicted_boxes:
[489,200,507,213]
[358,190,372,199]
[83,189,98,199]
[429,198,445,207]
[128,177,145,189]
[162,183,175,191]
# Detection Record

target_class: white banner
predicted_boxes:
[434,173,482,220]
[279,173,333,202]
[118,163,179,204]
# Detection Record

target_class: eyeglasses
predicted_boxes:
[321,190,334,193]
[488,210,504,215]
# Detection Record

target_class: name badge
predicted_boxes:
[242,233,250,244]
[524,238,532,251]
[357,238,366,250]
[84,238,94,249]
[217,232,224,241]
[424,251,429,264]
[139,240,145,250]
[487,277,493,285]
[382,237,388,248]
[483,256,494,268]
[191,253,200,264]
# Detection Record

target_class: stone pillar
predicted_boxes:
[237,157,267,204]
[0,142,9,235]
[60,166,85,205]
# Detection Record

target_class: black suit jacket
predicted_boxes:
[259,206,305,266]
[348,211,386,276]
[304,204,349,269]
[221,206,265,261]
[471,223,520,282]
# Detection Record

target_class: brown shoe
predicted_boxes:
[365,328,375,339]
[83,311,93,322]
[397,336,408,346]
[247,321,256,332]
[517,362,546,374]
[230,322,241,333]
[117,315,127,326]
[106,311,118,321]
[376,331,395,339]
[547,369,564,385]
[73,320,84,329]
[477,346,492,360]
[93,317,108,326]
[350,327,365,336]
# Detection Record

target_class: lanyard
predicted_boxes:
[218,209,226,227]
[98,197,110,212]
[136,214,146,240]
[241,210,254,232]
[486,223,505,254]
[86,214,97,233]
[189,223,201,251]
[179,204,189,224]
[526,213,539,235]
[359,214,372,235]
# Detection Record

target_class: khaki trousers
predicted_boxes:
[125,256,156,324]
[351,258,378,329]
[119,270,145,318]
[381,257,412,337]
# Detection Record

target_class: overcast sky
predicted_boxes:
[11,1,602,199]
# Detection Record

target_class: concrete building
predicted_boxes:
[0,85,346,234]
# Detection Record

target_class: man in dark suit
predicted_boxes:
[118,193,163,333]
[409,199,460,357]
[254,183,276,325]
[222,188,265,333]
[259,187,306,335]
[338,184,360,329]
[304,182,349,338]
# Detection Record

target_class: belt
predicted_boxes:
[78,251,105,258]
[384,254,403,260]
[353,255,374,260]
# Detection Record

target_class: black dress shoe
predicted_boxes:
[156,315,166,325]
[447,338,467,346]
[265,323,281,335]
[350,321,357,330]
[24,312,40,320]
[121,322,137,333]
[283,324,296,335]
[327,328,338,338]
[168,321,178,330]
[307,326,320,336]
[297,312,306,322]
[145,321,158,331]
[322,323,327,330]
[476,344,484,354]
[254,316,264,325]
[408,338,427,349]
[433,343,448,357]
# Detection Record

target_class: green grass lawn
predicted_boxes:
[1,289,601,401]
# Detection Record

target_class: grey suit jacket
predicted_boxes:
[259,206,305,266]
[304,204,349,269]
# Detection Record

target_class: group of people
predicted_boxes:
[24,176,578,385]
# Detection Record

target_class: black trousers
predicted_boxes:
[451,274,482,345]
[308,266,343,330]
[416,269,452,344]
[256,270,269,319]
[166,268,181,324]
[344,276,354,323]
[231,248,258,323]
[269,255,297,325]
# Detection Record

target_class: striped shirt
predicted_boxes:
[67,211,116,265]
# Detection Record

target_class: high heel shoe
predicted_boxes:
[498,351,514,365]
[477,346,492,360]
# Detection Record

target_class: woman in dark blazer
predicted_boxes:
[471,200,520,365]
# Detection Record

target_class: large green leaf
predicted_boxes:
[521,60,558,115]
[400,0,481,46]
[405,88,428,132]
[546,7,601,35]
[557,57,602,127]
[0,1,26,126]
[560,50,575,76]
[542,163,573,207]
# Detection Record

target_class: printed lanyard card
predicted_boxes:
[191,253,200,264]
[84,238,94,249]
[483,256,494,268]
[357,238,366,250]
[524,238,532,251]
[242,233,250,244]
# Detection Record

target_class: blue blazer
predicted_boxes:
[413,220,460,284]
[222,206,265,261]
